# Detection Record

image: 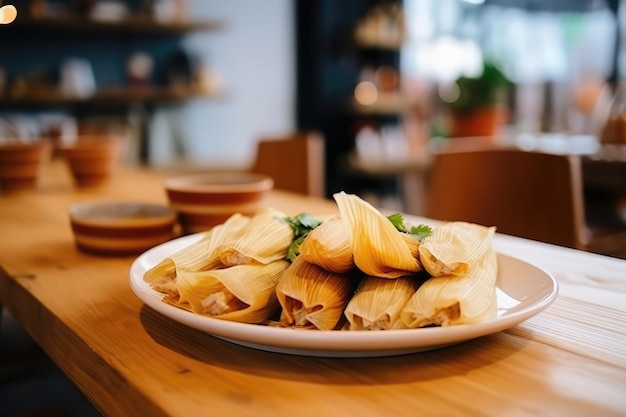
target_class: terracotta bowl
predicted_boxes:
[164,172,274,234]
[58,135,125,187]
[0,141,52,193]
[69,201,177,256]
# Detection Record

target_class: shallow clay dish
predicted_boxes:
[69,200,177,256]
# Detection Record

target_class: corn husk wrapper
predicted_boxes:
[276,256,357,330]
[344,275,423,330]
[298,216,354,273]
[333,192,422,278]
[401,248,498,328]
[176,259,289,323]
[143,213,251,302]
[217,208,294,266]
[418,222,496,277]
[217,208,291,266]
[143,230,211,296]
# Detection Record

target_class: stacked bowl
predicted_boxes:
[57,134,126,187]
[164,172,274,234]
[0,140,52,193]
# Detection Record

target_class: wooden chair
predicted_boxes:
[423,146,588,250]
[250,131,325,197]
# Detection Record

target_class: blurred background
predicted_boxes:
[1,0,622,190]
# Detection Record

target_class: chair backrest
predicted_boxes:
[250,131,325,197]
[424,146,588,249]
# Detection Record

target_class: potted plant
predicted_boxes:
[444,61,510,138]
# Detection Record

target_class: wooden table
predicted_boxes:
[1,160,626,417]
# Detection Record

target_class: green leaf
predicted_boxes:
[278,213,322,261]
[387,212,432,242]
[295,213,322,230]
[410,224,433,242]
[280,213,321,235]
[386,213,407,232]
[287,234,307,262]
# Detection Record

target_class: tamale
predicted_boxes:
[143,213,251,302]
[401,248,498,327]
[418,221,496,277]
[298,216,354,273]
[344,275,422,330]
[142,230,211,292]
[176,259,290,323]
[276,256,357,330]
[218,208,294,266]
[333,191,422,278]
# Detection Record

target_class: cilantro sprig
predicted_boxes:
[278,213,322,262]
[278,212,428,262]
[387,213,432,242]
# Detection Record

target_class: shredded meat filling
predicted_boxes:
[201,289,248,315]
[415,302,461,328]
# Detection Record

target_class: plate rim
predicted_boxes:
[129,233,559,356]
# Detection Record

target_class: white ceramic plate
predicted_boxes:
[129,234,558,357]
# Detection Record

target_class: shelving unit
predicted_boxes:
[0,2,226,163]
[296,0,408,198]
[349,31,415,118]
[9,14,225,35]
[0,85,223,108]
[0,12,226,103]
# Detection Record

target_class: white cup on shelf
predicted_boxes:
[60,59,97,99]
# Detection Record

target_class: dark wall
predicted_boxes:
[296,0,401,198]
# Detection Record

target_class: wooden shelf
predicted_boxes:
[1,13,226,108]
[9,14,225,35]
[0,87,225,108]
[349,93,415,116]
[353,37,404,51]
